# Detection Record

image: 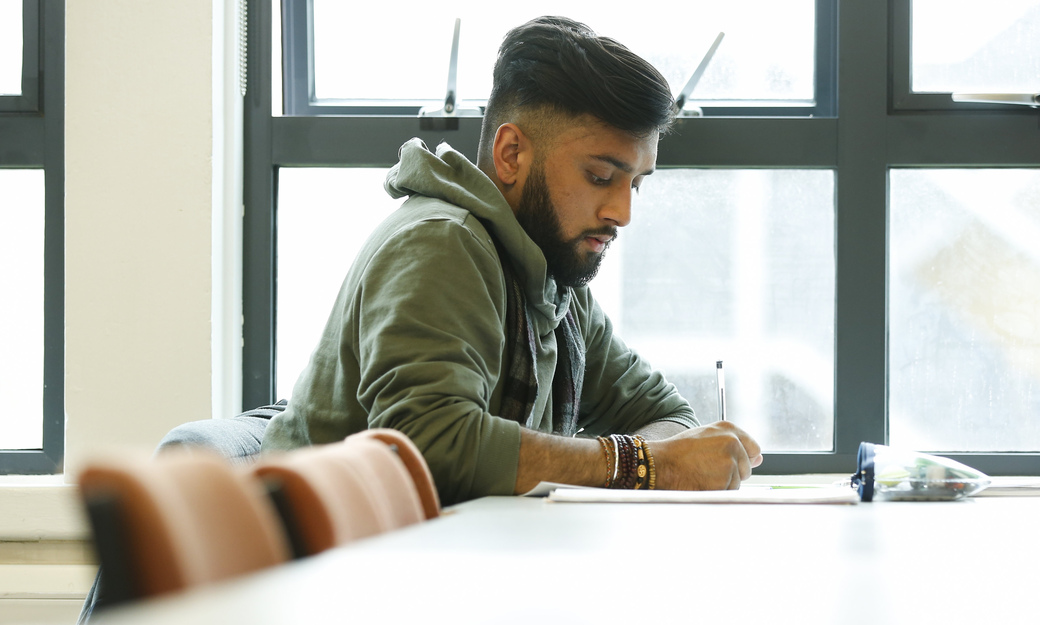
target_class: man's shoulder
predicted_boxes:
[381,196,497,253]
[399,194,472,223]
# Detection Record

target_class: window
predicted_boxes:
[275,167,837,453]
[0,0,24,95]
[284,0,835,117]
[890,169,1040,452]
[0,0,39,112]
[0,170,45,450]
[0,0,64,474]
[911,0,1039,94]
[275,168,403,400]
[247,0,1040,474]
[893,0,1040,109]
[600,170,835,451]
[306,1,817,109]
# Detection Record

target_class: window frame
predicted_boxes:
[0,0,65,474]
[244,0,1040,475]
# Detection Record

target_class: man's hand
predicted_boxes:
[648,422,763,490]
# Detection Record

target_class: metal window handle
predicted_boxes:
[419,18,481,119]
[951,93,1039,107]
[675,32,725,117]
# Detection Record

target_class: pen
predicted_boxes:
[716,360,726,422]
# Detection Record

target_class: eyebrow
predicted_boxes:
[591,155,655,177]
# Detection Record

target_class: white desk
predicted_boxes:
[94,494,1039,624]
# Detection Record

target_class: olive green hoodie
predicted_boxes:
[262,139,696,505]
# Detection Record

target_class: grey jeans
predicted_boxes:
[76,401,286,624]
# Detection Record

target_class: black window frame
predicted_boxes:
[244,0,1040,476]
[0,0,65,474]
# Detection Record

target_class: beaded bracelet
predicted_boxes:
[628,440,644,490]
[607,430,615,484]
[633,435,657,490]
[611,434,628,489]
[611,434,639,490]
[597,436,616,488]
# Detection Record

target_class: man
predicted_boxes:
[261,16,762,505]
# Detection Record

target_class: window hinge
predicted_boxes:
[419,18,482,130]
[675,32,725,118]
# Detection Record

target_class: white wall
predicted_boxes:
[63,0,242,477]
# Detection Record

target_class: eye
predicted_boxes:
[588,172,612,186]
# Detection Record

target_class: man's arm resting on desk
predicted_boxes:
[513,422,763,493]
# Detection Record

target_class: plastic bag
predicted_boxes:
[851,442,991,501]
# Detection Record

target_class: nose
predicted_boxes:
[599,186,633,228]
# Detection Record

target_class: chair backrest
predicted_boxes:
[253,443,390,556]
[335,436,426,529]
[349,428,440,520]
[252,429,438,557]
[78,450,291,605]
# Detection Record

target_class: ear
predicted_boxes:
[490,123,533,188]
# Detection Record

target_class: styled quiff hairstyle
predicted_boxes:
[477,16,676,166]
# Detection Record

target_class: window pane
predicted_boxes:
[0,170,45,450]
[890,169,1040,451]
[276,168,835,450]
[0,0,23,96]
[912,0,1040,93]
[276,168,402,400]
[278,167,836,449]
[596,170,835,451]
[271,0,281,115]
[312,1,815,106]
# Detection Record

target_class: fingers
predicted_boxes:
[714,421,762,463]
[705,421,762,473]
[736,443,753,482]
[655,422,764,490]
[698,422,763,487]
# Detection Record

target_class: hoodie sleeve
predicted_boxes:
[353,215,521,505]
[572,288,700,436]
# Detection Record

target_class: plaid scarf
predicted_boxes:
[496,244,585,436]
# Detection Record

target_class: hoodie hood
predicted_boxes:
[385,138,571,332]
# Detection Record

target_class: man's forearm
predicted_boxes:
[633,419,688,440]
[512,420,689,494]
[513,428,605,494]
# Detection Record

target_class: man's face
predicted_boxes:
[514,119,659,287]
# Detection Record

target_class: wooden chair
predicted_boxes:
[78,450,291,608]
[252,428,440,558]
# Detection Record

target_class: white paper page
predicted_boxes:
[520,482,583,497]
[546,486,861,505]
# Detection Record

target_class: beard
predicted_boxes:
[514,164,617,288]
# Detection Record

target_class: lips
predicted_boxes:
[585,234,612,253]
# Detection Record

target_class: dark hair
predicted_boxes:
[479,16,676,157]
